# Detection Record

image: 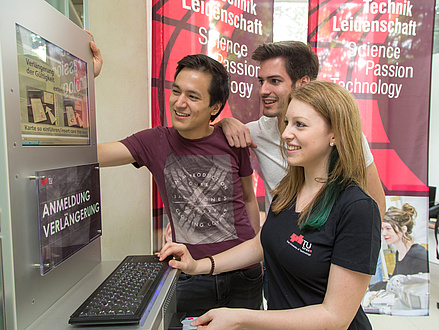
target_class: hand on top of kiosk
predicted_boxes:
[85,30,103,78]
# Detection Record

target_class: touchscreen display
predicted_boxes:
[16,24,90,146]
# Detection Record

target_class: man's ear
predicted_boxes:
[210,102,222,116]
[295,75,311,88]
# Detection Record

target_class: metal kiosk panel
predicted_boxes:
[0,0,100,328]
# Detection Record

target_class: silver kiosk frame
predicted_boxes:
[1,0,179,329]
[0,0,99,328]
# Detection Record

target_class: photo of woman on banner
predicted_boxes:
[383,203,428,276]
[363,197,429,315]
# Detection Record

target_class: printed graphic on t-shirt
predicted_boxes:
[287,233,313,257]
[164,153,237,244]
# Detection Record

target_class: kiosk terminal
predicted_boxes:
[0,0,178,329]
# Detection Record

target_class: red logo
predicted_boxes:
[40,177,49,186]
[289,233,313,254]
[290,233,304,244]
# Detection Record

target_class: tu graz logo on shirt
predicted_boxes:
[287,233,313,257]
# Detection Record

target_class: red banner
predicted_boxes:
[152,0,273,250]
[308,0,434,196]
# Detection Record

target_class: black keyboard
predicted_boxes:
[69,255,172,326]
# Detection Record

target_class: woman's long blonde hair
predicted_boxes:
[271,80,367,229]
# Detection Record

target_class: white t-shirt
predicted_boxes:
[246,116,374,214]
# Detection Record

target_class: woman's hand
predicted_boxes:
[158,242,200,274]
[191,308,247,330]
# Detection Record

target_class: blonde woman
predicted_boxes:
[159,80,381,330]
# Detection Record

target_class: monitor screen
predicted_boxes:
[16,24,90,146]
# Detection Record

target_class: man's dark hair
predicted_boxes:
[252,41,319,84]
[175,54,230,121]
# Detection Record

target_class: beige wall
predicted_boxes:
[89,0,152,260]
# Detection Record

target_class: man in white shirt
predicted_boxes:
[218,41,385,217]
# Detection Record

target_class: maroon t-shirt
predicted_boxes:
[120,126,256,260]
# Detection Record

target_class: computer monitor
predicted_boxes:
[16,23,91,146]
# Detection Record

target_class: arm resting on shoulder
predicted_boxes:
[97,142,135,167]
[216,117,257,148]
[192,264,372,330]
[241,175,261,233]
[366,162,386,220]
